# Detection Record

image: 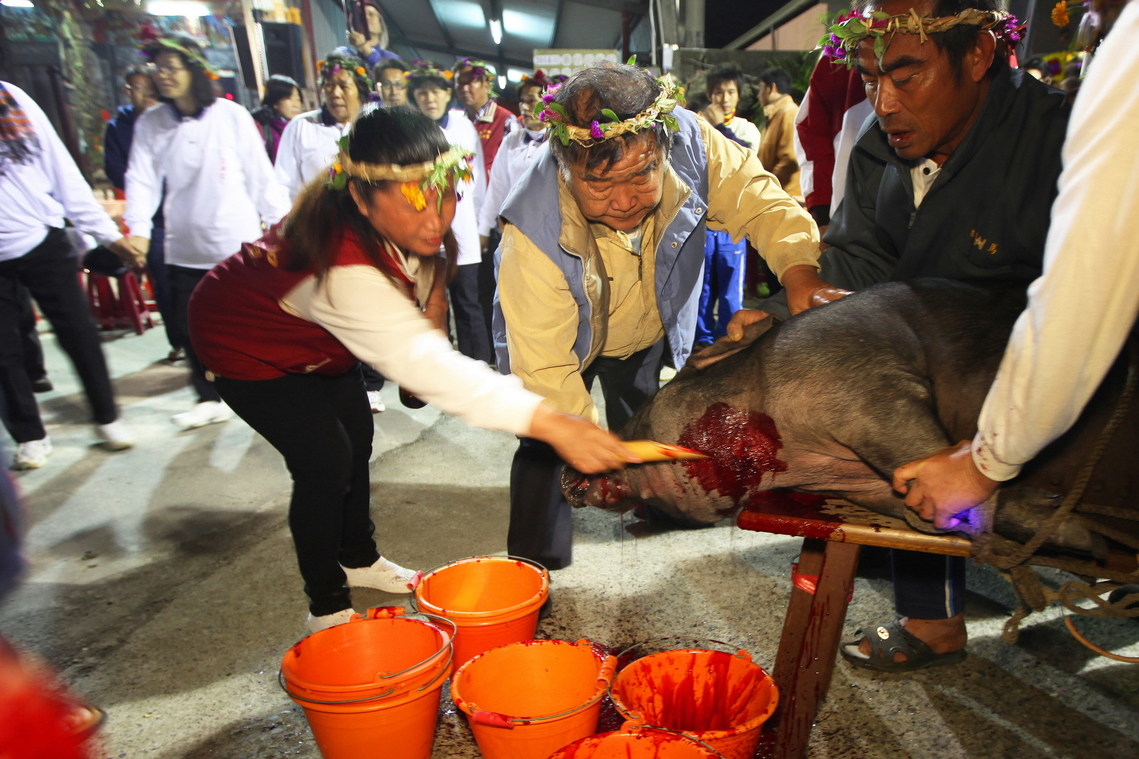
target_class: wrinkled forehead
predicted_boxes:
[855,25,939,74]
[455,68,488,86]
[570,138,664,181]
[323,68,357,85]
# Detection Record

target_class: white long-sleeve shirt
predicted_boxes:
[283,264,542,434]
[123,98,289,269]
[439,110,485,267]
[0,82,121,261]
[272,109,351,200]
[478,128,549,237]
[972,1,1139,481]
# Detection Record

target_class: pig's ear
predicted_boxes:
[680,316,775,375]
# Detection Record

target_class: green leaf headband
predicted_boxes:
[537,76,682,148]
[820,8,1021,67]
[327,141,475,212]
[142,36,218,78]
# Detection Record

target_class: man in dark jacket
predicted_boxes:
[731,0,1069,671]
[816,0,1069,671]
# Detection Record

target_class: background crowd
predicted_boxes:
[2,0,1133,708]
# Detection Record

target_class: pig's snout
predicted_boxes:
[561,467,633,511]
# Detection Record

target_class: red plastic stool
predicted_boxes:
[83,268,154,335]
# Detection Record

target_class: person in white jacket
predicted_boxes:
[273,47,374,202]
[0,81,138,469]
[408,64,491,364]
[476,70,556,244]
[123,34,290,430]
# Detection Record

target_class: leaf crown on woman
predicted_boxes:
[283,105,453,281]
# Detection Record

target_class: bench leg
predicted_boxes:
[767,538,861,759]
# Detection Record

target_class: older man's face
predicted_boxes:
[855,0,993,164]
[565,139,665,232]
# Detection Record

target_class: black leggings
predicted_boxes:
[215,368,380,615]
[0,228,117,441]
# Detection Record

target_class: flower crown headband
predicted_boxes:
[317,57,374,93]
[452,58,498,96]
[327,141,474,212]
[141,36,219,80]
[537,76,682,148]
[519,70,566,90]
[405,61,454,85]
[452,58,494,80]
[820,8,1023,66]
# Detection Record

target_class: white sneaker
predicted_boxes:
[12,437,52,470]
[306,608,360,634]
[341,556,418,593]
[97,420,135,451]
[172,401,233,430]
[367,390,385,413]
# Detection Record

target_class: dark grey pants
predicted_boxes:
[507,340,665,569]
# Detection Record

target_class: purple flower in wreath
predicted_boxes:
[1001,15,1023,43]
[589,121,605,140]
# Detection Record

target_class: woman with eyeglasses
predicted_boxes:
[123,33,290,431]
[188,107,637,631]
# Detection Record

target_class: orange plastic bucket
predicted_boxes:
[548,726,726,758]
[450,639,616,759]
[609,646,778,759]
[412,555,549,667]
[279,607,455,759]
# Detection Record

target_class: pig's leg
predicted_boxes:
[778,376,957,518]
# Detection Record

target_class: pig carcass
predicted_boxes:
[563,279,1139,556]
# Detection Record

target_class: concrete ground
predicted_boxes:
[3,321,1138,759]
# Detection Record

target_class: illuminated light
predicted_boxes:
[489,18,502,45]
[497,74,506,90]
[503,8,552,41]
[0,0,36,7]
[506,67,529,83]
[433,0,485,29]
[146,0,210,17]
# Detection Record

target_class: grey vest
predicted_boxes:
[493,107,710,374]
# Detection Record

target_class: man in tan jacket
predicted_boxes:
[493,64,835,569]
[758,68,802,201]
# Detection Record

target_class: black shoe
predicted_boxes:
[31,377,53,393]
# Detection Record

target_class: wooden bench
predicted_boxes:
[737,491,971,759]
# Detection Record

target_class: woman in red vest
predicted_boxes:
[189,106,635,632]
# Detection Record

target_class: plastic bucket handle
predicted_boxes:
[463,644,617,730]
[279,646,453,706]
[279,607,456,705]
[409,554,549,616]
[617,724,729,758]
[615,637,750,664]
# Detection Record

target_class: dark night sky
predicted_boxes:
[703,0,793,48]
